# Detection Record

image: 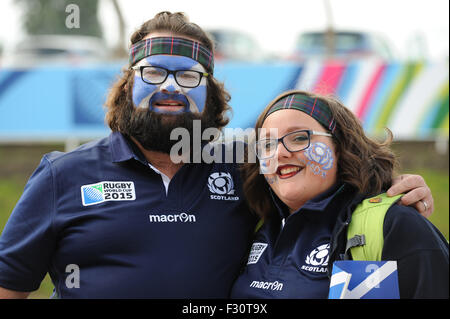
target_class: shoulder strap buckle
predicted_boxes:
[344,234,366,260]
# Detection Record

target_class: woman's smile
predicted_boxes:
[276,164,304,179]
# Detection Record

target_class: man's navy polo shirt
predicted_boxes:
[0,132,256,298]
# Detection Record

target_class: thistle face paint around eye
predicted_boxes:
[132,55,207,114]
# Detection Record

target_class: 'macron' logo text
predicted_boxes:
[148,212,196,223]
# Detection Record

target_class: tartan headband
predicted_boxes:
[264,94,337,134]
[129,36,214,74]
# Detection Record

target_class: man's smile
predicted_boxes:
[153,99,186,112]
[149,92,190,113]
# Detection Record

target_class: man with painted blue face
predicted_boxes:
[0,12,254,299]
[0,12,436,299]
[128,36,214,157]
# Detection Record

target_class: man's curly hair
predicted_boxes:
[104,11,231,133]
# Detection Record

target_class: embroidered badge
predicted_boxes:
[207,172,239,201]
[81,181,136,206]
[247,242,268,265]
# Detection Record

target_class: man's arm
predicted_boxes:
[0,286,29,299]
[387,174,434,218]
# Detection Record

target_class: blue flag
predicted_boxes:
[328,261,400,299]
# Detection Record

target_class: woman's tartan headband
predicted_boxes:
[264,93,337,134]
[129,37,214,74]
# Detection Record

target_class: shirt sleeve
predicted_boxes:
[0,156,57,292]
[382,204,449,299]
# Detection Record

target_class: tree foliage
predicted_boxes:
[15,0,103,38]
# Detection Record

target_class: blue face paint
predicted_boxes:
[132,75,157,108]
[132,55,207,113]
[264,175,278,185]
[304,142,334,178]
[305,142,334,170]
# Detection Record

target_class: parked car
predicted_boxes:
[290,30,394,61]
[1,35,110,68]
[206,29,266,62]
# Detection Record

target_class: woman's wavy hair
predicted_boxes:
[242,90,399,219]
[104,11,231,133]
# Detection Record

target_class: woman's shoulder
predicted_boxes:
[384,203,435,234]
[382,203,449,298]
[384,203,422,225]
[383,203,448,256]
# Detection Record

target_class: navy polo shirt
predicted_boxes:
[0,132,256,298]
[230,183,449,299]
[231,184,346,299]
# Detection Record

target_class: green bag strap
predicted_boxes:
[254,218,265,234]
[346,193,403,261]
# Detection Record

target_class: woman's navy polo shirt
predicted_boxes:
[230,184,347,299]
[0,132,256,298]
[230,184,449,299]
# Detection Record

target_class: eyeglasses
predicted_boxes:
[254,129,332,160]
[132,65,209,88]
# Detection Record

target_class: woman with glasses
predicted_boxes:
[230,90,448,299]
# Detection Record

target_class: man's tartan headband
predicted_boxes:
[129,37,214,74]
[264,93,337,134]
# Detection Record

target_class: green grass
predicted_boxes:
[0,179,25,224]
[403,168,449,240]
[0,179,54,298]
[0,165,448,299]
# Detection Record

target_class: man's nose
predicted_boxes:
[160,74,181,93]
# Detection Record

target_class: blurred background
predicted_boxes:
[0,0,448,298]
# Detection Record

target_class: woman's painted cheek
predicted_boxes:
[259,158,278,174]
[132,75,157,108]
[304,142,334,178]
[265,174,278,185]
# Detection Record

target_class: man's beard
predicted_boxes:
[126,108,218,157]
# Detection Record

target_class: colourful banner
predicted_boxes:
[0,59,448,141]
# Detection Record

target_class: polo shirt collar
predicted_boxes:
[109,131,148,165]
[271,182,347,219]
[300,182,346,212]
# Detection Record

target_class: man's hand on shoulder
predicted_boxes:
[387,174,434,218]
